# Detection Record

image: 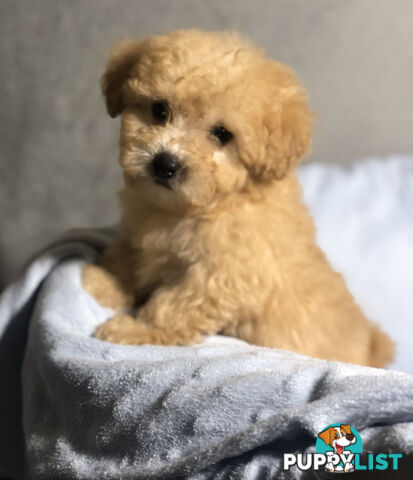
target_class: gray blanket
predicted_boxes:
[1,227,413,479]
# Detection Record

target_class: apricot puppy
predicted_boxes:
[83,30,393,367]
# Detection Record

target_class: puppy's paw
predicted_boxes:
[344,463,354,472]
[94,314,203,346]
[82,264,133,310]
[94,314,140,343]
[94,314,172,346]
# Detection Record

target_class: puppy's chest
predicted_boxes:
[129,216,202,288]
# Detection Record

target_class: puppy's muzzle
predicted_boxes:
[150,151,182,188]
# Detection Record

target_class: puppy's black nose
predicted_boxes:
[151,152,181,181]
[346,434,355,441]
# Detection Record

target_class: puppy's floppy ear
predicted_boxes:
[239,81,313,182]
[340,424,352,435]
[101,41,143,118]
[265,85,313,180]
[318,427,333,446]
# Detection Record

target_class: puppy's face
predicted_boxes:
[318,425,356,454]
[118,86,247,210]
[102,30,313,210]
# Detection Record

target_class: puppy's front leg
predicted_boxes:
[83,239,135,311]
[94,265,226,345]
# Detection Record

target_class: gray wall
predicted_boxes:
[1,0,413,287]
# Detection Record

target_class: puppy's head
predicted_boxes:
[102,30,313,210]
[318,425,356,453]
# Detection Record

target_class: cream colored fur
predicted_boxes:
[83,30,394,367]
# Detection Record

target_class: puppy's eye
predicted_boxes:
[334,433,339,439]
[211,125,233,146]
[152,101,171,124]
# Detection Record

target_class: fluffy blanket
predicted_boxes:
[1,157,412,479]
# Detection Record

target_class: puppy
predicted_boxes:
[318,424,357,472]
[83,29,394,367]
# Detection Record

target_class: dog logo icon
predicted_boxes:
[316,423,363,472]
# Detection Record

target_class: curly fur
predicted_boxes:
[83,29,394,367]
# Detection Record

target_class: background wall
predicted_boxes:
[1,0,412,287]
